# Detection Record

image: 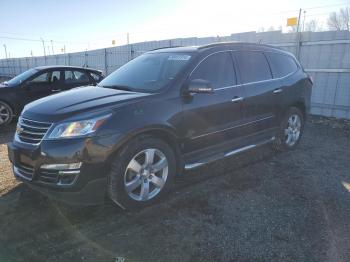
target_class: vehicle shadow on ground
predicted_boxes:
[1,144,277,222]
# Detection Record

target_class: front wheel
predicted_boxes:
[274,107,304,151]
[0,101,14,127]
[107,136,176,210]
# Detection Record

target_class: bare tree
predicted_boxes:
[305,19,322,32]
[327,7,350,31]
[340,7,350,30]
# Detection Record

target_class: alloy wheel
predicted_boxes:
[0,104,11,125]
[124,148,168,201]
[284,114,301,146]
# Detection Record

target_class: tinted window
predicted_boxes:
[234,51,272,83]
[190,52,235,89]
[265,52,298,78]
[99,53,192,92]
[89,72,103,82]
[31,72,49,83]
[50,71,60,83]
[64,70,89,84]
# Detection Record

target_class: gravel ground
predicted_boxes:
[0,116,349,262]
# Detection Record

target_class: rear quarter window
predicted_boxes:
[265,52,298,78]
[89,71,103,82]
[234,51,272,84]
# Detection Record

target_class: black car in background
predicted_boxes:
[7,42,312,209]
[0,66,104,126]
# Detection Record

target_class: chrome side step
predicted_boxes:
[184,136,275,170]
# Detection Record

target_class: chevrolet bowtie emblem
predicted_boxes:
[16,126,24,134]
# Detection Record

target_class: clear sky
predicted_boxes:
[0,0,349,58]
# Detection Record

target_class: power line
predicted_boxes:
[0,35,91,45]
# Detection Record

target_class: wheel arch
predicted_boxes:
[281,101,306,121]
[0,99,15,114]
[106,126,183,175]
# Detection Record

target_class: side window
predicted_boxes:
[31,72,49,83]
[64,70,89,84]
[89,72,103,82]
[50,71,61,83]
[234,51,272,83]
[190,52,235,89]
[265,52,298,78]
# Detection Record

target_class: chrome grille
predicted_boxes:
[39,169,59,184]
[16,117,52,145]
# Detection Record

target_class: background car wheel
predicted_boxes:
[273,107,304,151]
[107,135,176,210]
[0,101,14,127]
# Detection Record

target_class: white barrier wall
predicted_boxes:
[1,30,350,119]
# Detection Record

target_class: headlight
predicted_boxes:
[48,114,111,139]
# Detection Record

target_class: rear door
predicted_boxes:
[181,51,245,153]
[232,50,280,137]
[264,52,300,118]
[63,69,91,90]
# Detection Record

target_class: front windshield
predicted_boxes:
[5,68,38,86]
[98,53,192,92]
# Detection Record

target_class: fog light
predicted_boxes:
[41,162,82,170]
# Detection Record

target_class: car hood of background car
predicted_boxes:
[22,86,152,122]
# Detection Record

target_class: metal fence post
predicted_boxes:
[104,48,108,75]
[129,44,135,62]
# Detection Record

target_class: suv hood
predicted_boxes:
[22,86,152,122]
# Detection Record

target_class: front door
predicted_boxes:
[23,70,62,104]
[181,51,244,153]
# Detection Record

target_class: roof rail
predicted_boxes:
[198,41,240,49]
[198,41,280,50]
[151,46,183,51]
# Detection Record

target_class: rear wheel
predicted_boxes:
[274,107,304,151]
[0,101,13,127]
[107,136,176,209]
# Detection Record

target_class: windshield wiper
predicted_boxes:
[99,85,134,92]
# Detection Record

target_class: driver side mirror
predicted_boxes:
[184,79,214,95]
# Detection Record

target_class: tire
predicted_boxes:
[107,135,177,210]
[0,101,14,127]
[273,107,304,151]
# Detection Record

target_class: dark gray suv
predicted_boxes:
[8,42,312,209]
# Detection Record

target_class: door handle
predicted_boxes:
[231,96,244,103]
[273,88,282,94]
[52,89,61,92]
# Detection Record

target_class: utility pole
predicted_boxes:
[40,38,46,57]
[302,10,307,32]
[127,33,130,45]
[296,8,302,59]
[40,37,47,64]
[3,44,8,59]
[50,40,54,55]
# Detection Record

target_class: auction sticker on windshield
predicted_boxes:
[168,55,191,60]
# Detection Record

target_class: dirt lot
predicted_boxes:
[0,117,350,262]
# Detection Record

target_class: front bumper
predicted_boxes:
[7,135,119,205]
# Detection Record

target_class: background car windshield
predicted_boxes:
[99,53,192,92]
[5,69,38,86]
